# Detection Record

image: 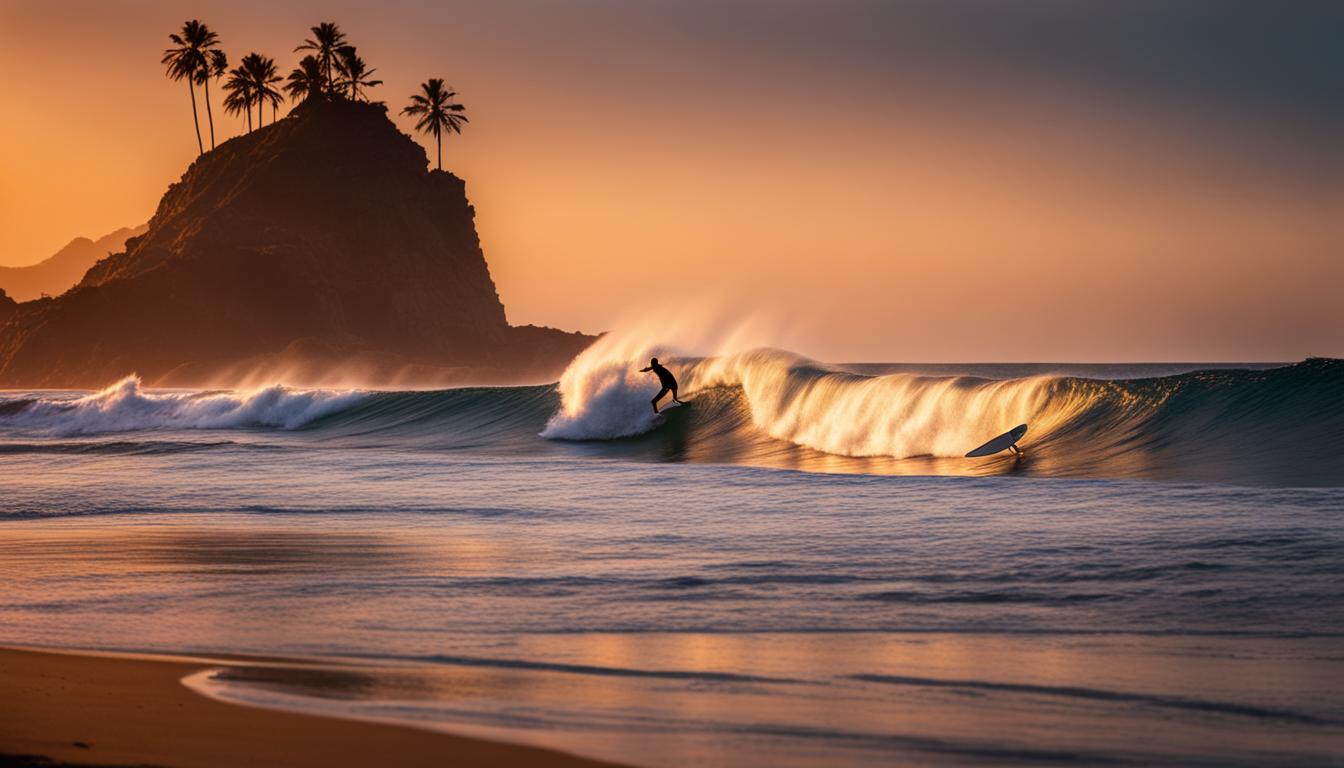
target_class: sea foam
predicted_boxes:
[0,376,366,437]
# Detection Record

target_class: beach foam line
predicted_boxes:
[303,651,810,685]
[850,673,1332,725]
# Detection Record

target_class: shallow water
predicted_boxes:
[2,360,1342,765]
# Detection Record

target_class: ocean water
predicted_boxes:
[1,353,1342,766]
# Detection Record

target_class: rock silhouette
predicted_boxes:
[0,289,15,325]
[0,98,593,387]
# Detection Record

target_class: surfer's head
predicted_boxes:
[650,357,659,366]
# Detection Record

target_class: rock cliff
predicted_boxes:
[0,98,593,387]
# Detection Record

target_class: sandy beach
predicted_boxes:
[0,647,622,768]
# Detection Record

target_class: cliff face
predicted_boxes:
[0,290,15,325]
[0,98,592,388]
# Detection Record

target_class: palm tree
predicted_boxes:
[401,79,468,171]
[242,53,283,128]
[286,55,325,104]
[161,20,221,155]
[222,63,255,132]
[334,47,382,101]
[294,22,346,92]
[199,49,228,149]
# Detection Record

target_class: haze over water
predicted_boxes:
[4,0,1341,362]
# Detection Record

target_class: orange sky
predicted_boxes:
[1,1,1340,361]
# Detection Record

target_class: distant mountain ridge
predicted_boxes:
[0,226,147,302]
[0,97,594,388]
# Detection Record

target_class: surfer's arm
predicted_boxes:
[639,367,652,372]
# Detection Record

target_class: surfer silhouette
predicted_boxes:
[640,357,684,413]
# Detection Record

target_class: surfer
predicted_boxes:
[640,357,684,413]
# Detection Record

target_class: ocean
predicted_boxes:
[2,352,1342,766]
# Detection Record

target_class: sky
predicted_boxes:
[1,0,1340,361]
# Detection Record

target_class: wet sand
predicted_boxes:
[0,647,623,768]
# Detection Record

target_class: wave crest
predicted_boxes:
[2,356,1340,485]
[0,376,365,437]
[694,349,1088,458]
[544,345,1091,458]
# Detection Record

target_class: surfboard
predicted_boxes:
[965,424,1028,458]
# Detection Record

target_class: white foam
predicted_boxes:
[693,349,1086,458]
[544,333,1093,457]
[540,305,784,441]
[540,342,669,440]
[1,376,367,437]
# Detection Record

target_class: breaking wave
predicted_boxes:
[1,354,1341,486]
[0,376,364,437]
[545,348,1083,457]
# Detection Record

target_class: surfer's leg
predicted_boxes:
[672,388,683,404]
[652,387,670,413]
[1009,444,1023,456]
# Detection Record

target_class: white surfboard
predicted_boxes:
[965,424,1028,458]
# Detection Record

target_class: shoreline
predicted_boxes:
[0,646,624,768]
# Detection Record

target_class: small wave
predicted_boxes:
[0,376,367,437]
[850,674,1330,724]
[0,398,35,416]
[860,589,1121,604]
[314,652,805,684]
[0,439,255,456]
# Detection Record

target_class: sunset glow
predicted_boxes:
[2,1,1338,360]
[2,6,1342,767]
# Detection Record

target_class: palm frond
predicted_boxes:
[162,20,221,82]
[333,46,382,101]
[402,78,468,156]
[294,22,346,92]
[286,55,325,102]
[222,63,255,116]
[208,49,228,77]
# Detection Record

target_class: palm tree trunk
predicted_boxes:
[246,107,252,133]
[187,79,203,155]
[437,134,442,171]
[203,76,216,149]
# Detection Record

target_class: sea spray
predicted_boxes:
[540,350,669,440]
[540,305,787,440]
[0,376,366,437]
